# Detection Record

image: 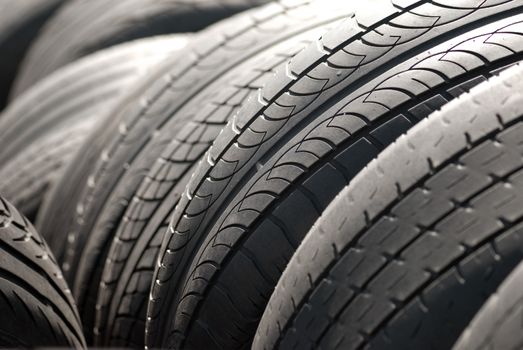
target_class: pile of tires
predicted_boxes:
[0,0,522,349]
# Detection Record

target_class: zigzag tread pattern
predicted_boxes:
[165,14,523,350]
[38,0,350,344]
[94,29,321,347]
[148,0,523,347]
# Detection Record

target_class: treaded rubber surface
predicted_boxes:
[0,196,85,347]
[147,1,523,348]
[36,0,352,345]
[254,63,523,350]
[454,260,523,350]
[0,0,63,109]
[11,0,269,97]
[151,13,523,350]
[0,36,187,221]
[95,19,341,350]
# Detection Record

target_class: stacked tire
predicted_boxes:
[0,0,522,349]
[0,196,85,347]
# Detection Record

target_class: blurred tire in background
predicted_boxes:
[10,0,270,98]
[0,35,188,221]
[0,0,64,110]
[454,259,523,350]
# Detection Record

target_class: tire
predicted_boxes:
[0,0,63,109]
[11,0,270,97]
[0,35,188,220]
[0,196,85,347]
[147,2,523,349]
[36,1,352,346]
[97,18,345,350]
[0,119,95,222]
[254,63,523,350]
[454,260,523,350]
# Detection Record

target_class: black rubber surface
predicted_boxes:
[96,17,343,350]
[36,1,352,346]
[147,2,523,349]
[254,63,523,350]
[454,259,523,350]
[0,0,63,109]
[0,36,187,221]
[0,196,85,348]
[11,0,269,97]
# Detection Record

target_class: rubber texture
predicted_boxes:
[0,196,85,347]
[0,0,63,109]
[0,119,95,222]
[138,11,523,350]
[11,0,270,97]
[0,36,187,220]
[36,0,352,346]
[147,1,523,349]
[454,260,523,350]
[254,63,523,350]
[95,17,344,350]
[0,35,187,165]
